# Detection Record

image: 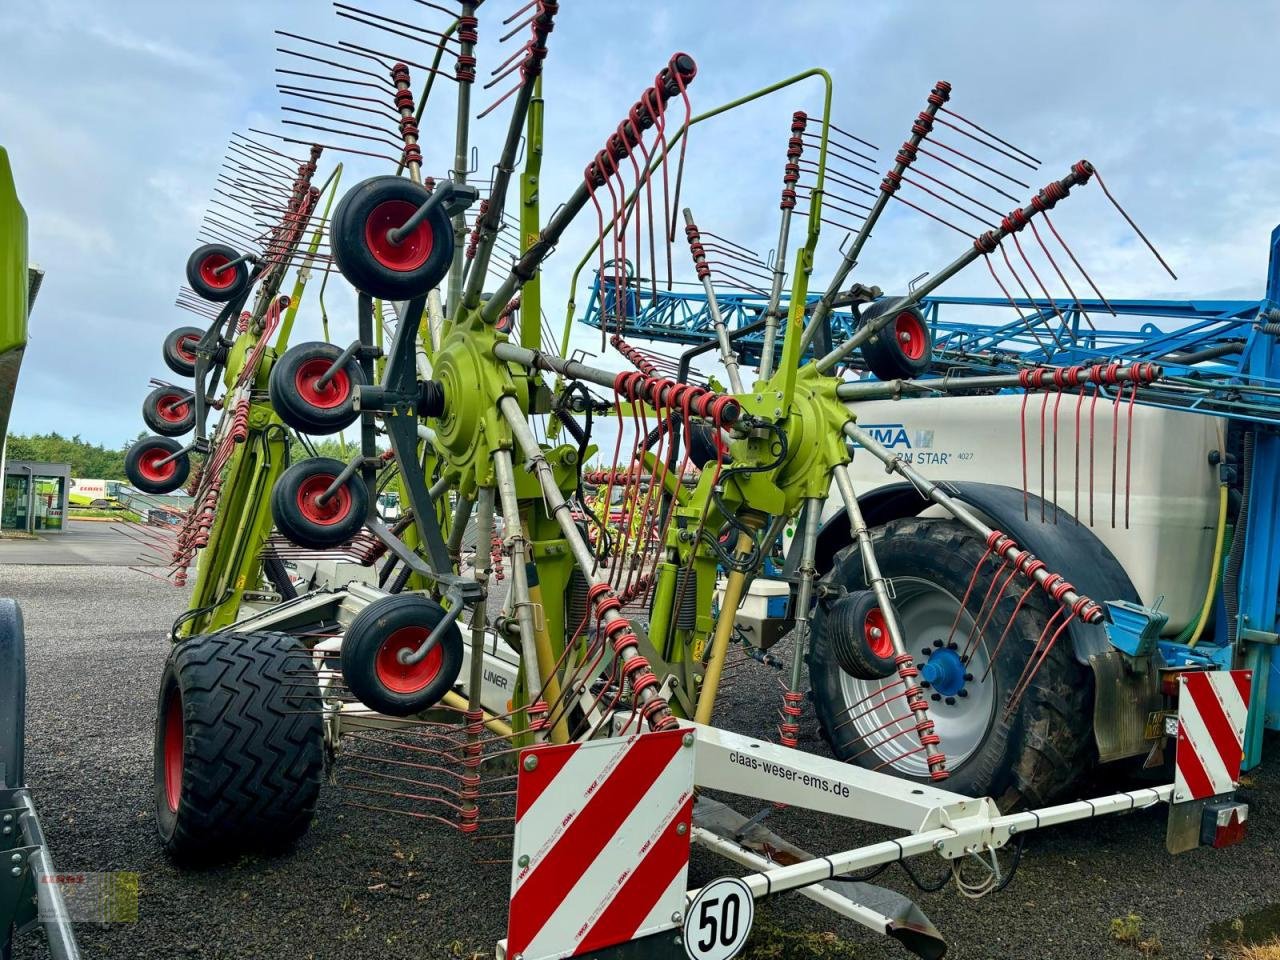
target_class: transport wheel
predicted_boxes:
[330,175,452,301]
[341,593,464,716]
[142,385,196,437]
[271,457,368,549]
[125,436,190,494]
[809,516,1093,806]
[268,341,365,435]
[857,301,932,380]
[185,242,249,303]
[823,589,897,681]
[153,631,322,862]
[163,326,204,378]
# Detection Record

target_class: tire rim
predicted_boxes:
[157,394,191,423]
[894,311,928,360]
[138,446,177,483]
[176,334,199,363]
[296,474,352,526]
[837,576,996,777]
[198,253,237,290]
[375,626,444,695]
[364,200,433,271]
[163,691,183,813]
[294,357,351,410]
[863,607,893,659]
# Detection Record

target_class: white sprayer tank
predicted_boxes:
[839,393,1220,635]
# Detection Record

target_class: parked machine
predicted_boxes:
[112,4,1268,958]
[0,145,81,960]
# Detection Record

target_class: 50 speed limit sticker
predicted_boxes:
[683,876,754,960]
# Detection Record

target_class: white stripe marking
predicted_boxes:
[523,747,692,959]
[1180,688,1234,794]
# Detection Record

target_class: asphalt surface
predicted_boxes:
[0,520,170,565]
[5,556,1280,960]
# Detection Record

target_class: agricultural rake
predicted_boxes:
[143,3,1253,958]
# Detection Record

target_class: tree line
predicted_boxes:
[4,431,359,481]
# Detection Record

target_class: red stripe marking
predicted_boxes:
[1232,670,1252,711]
[507,731,685,956]
[574,794,693,955]
[1185,672,1243,771]
[515,742,582,821]
[1176,729,1215,800]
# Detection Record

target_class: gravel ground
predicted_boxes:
[6,562,1280,960]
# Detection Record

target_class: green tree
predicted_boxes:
[4,432,127,478]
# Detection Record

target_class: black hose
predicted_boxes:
[1224,430,1252,646]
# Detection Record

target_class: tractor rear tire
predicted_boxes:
[163,326,204,378]
[153,631,323,863]
[809,516,1094,807]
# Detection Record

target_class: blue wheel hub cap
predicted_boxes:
[920,647,966,698]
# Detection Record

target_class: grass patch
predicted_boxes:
[742,918,862,959]
[1230,939,1280,960]
[1110,913,1162,955]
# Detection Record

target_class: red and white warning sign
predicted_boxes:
[503,727,695,960]
[1174,669,1250,802]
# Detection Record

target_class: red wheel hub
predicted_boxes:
[176,334,199,363]
[864,607,893,659]
[364,200,433,272]
[157,393,191,423]
[138,446,177,483]
[893,311,927,360]
[374,626,443,695]
[198,253,237,289]
[163,692,183,813]
[295,474,352,526]
[294,357,351,410]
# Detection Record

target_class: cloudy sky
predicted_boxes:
[3,0,1278,448]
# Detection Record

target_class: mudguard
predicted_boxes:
[817,481,1141,667]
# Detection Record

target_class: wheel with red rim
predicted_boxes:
[153,631,323,862]
[271,456,369,549]
[268,341,366,435]
[857,300,933,380]
[817,588,897,681]
[340,593,464,716]
[330,175,453,301]
[163,326,205,378]
[185,242,250,303]
[142,385,196,437]
[125,435,190,494]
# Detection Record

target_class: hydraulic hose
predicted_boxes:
[1183,482,1228,648]
[1222,431,1253,646]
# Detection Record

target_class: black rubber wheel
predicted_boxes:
[268,341,366,435]
[823,588,897,681]
[857,300,932,380]
[810,517,1093,806]
[163,326,204,378]
[154,631,322,863]
[271,457,368,549]
[142,385,196,437]
[330,175,453,301]
[263,556,298,601]
[125,436,190,494]
[185,242,250,303]
[341,594,464,716]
